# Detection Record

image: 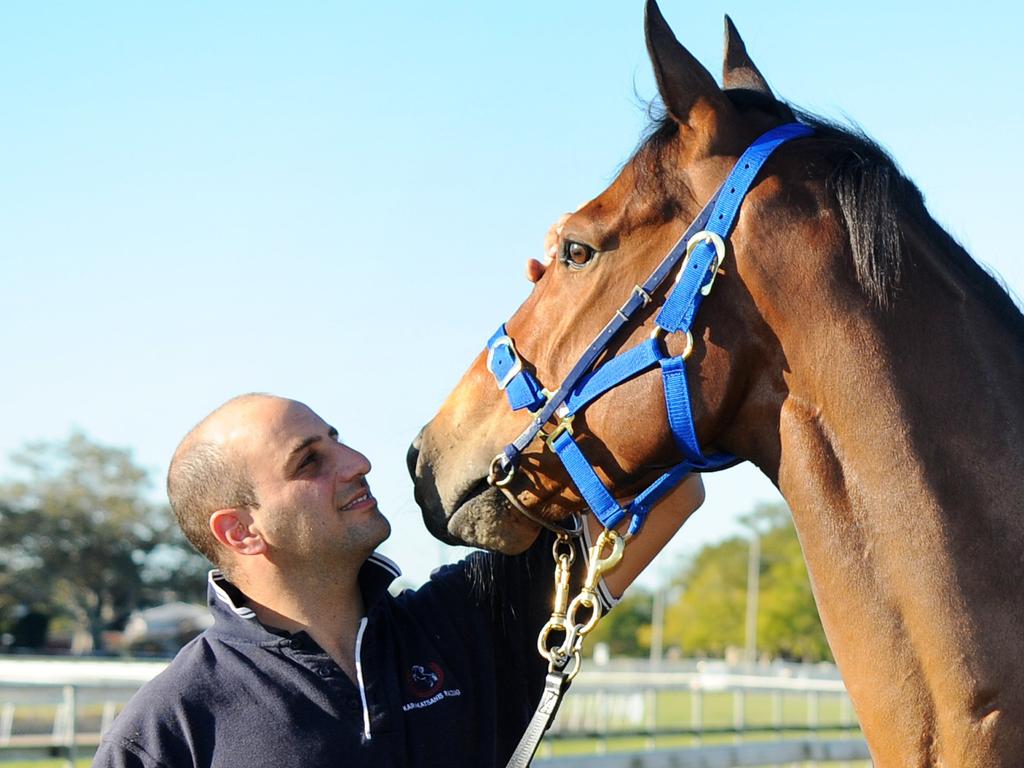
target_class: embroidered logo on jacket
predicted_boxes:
[408,663,443,698]
[402,662,461,711]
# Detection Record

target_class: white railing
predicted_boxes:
[0,654,165,764]
[536,661,867,765]
[0,680,143,766]
[0,657,866,767]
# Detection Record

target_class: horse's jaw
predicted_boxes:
[410,439,540,554]
[441,484,539,554]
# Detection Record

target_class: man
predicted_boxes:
[93,393,704,767]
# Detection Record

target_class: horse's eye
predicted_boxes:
[563,240,597,269]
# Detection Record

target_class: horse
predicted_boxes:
[407,2,1024,764]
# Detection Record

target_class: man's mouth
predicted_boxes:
[339,491,374,511]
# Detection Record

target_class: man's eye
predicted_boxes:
[562,241,597,269]
[300,453,320,470]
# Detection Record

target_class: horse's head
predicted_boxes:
[410,2,841,552]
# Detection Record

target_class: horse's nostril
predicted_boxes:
[406,430,423,479]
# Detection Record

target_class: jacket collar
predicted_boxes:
[206,552,402,643]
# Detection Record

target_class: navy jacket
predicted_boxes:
[93,532,612,768]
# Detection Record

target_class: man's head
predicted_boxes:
[167,394,390,580]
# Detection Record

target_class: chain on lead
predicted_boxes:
[566,529,625,638]
[537,527,626,681]
[537,533,575,669]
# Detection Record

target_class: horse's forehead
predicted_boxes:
[576,161,660,233]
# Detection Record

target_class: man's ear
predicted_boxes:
[210,508,267,557]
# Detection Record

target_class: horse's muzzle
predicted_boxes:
[408,425,541,553]
[407,428,466,546]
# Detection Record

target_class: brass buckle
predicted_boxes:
[544,414,575,450]
[682,230,727,296]
[486,335,522,391]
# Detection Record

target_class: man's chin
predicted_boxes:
[347,507,392,557]
[370,508,392,546]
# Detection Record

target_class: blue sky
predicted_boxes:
[3,2,1021,589]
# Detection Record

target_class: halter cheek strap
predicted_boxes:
[485,122,813,536]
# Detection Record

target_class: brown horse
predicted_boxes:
[408,2,1024,764]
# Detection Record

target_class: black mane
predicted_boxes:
[631,98,1024,341]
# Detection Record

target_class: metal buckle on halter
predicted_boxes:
[647,230,727,341]
[683,230,727,296]
[544,416,575,450]
[486,335,522,391]
[616,285,653,320]
[544,411,575,450]
[528,387,555,414]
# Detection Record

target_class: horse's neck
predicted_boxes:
[767,254,1024,765]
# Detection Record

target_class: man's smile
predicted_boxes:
[339,490,374,512]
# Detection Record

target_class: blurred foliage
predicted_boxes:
[752,508,832,661]
[593,502,832,662]
[0,431,208,652]
[586,588,652,657]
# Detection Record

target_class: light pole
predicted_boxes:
[649,585,665,669]
[744,529,761,666]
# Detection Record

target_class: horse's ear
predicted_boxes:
[644,0,732,139]
[722,16,772,96]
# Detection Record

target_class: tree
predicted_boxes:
[0,431,208,652]
[661,503,832,662]
[586,588,652,657]
[757,531,831,660]
[662,537,749,656]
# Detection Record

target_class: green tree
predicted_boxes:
[661,503,832,662]
[662,537,749,656]
[587,588,652,657]
[0,432,208,652]
[758,534,831,660]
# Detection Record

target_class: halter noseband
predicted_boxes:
[484,122,813,537]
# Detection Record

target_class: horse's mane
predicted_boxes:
[631,98,1024,341]
[463,547,540,629]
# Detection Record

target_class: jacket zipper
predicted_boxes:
[354,617,371,740]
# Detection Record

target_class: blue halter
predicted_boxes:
[486,122,813,536]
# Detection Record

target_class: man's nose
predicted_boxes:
[336,444,371,480]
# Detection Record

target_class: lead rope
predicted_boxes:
[505,528,625,768]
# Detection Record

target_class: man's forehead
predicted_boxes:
[207,397,327,459]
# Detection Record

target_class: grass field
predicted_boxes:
[550,686,857,732]
[538,686,864,763]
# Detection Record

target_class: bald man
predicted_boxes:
[93,394,704,768]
